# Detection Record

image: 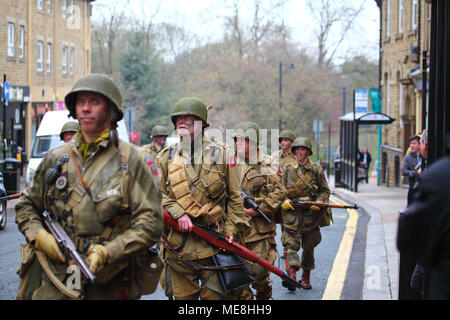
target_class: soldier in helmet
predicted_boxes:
[280,137,331,290]
[272,129,296,170]
[15,73,163,300]
[233,121,286,300]
[157,97,250,300]
[60,121,80,143]
[143,125,169,160]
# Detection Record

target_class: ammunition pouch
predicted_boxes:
[133,246,163,295]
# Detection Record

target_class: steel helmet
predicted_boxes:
[151,125,169,138]
[233,121,260,145]
[59,121,80,140]
[291,137,313,155]
[279,129,296,143]
[64,73,123,122]
[171,97,210,127]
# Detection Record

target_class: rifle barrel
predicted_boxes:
[290,201,358,209]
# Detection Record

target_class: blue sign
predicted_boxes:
[354,89,368,113]
[4,80,9,104]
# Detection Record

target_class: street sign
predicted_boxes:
[4,80,9,106]
[313,119,323,133]
[354,89,368,113]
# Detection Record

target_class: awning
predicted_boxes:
[339,112,395,125]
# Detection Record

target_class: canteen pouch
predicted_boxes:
[211,252,254,294]
[133,246,163,295]
[318,207,333,227]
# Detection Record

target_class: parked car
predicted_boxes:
[0,172,8,230]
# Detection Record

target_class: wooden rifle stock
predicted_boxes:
[163,209,300,290]
[290,200,358,210]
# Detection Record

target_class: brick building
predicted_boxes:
[376,0,431,187]
[0,0,94,161]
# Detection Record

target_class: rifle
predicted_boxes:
[42,211,96,284]
[0,193,21,202]
[242,191,272,223]
[163,209,300,290]
[290,200,358,210]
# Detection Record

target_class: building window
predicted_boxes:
[62,0,67,19]
[19,26,24,59]
[68,0,74,16]
[8,23,15,57]
[386,78,390,116]
[386,0,391,38]
[47,0,52,14]
[70,47,74,75]
[398,0,403,34]
[37,41,43,72]
[37,0,43,10]
[62,45,68,74]
[412,0,418,30]
[47,43,52,73]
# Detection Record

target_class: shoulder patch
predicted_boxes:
[145,157,158,175]
[229,155,236,167]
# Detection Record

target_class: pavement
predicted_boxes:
[331,175,408,300]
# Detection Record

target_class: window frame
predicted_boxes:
[37,40,44,72]
[46,43,52,73]
[8,22,15,57]
[62,45,68,74]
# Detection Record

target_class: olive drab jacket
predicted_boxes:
[156,136,250,261]
[15,134,163,295]
[282,158,331,231]
[144,142,166,160]
[271,149,296,171]
[236,151,286,243]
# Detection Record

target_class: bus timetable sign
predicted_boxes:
[354,89,368,113]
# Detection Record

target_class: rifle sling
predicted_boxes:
[35,250,82,299]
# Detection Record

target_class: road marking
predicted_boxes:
[322,195,358,300]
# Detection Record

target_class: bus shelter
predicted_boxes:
[338,112,395,192]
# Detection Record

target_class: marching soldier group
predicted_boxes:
[14,73,331,300]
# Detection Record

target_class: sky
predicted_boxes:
[91,0,380,64]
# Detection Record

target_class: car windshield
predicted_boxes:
[31,135,64,158]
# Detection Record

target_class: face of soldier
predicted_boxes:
[176,115,204,139]
[75,91,111,142]
[235,138,257,162]
[294,146,310,165]
[154,135,167,147]
[63,131,76,143]
[280,138,293,152]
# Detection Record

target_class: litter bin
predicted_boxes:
[1,158,21,194]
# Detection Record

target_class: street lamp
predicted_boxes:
[279,62,294,131]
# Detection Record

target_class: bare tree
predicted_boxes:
[306,0,366,67]
[91,0,130,74]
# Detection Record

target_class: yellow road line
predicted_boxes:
[322,195,359,300]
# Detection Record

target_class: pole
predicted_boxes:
[279,62,282,131]
[422,51,427,131]
[2,74,6,160]
[327,120,331,179]
[342,86,346,115]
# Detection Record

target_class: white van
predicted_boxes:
[26,110,129,186]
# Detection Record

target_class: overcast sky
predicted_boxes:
[92,0,380,64]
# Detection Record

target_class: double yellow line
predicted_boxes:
[321,195,359,300]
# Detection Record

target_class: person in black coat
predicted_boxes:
[397,142,450,299]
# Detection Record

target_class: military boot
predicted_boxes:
[255,281,272,300]
[301,270,312,289]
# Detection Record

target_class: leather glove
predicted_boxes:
[86,244,108,274]
[310,205,321,211]
[281,199,294,211]
[35,228,66,263]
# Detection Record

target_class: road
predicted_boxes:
[0,195,368,300]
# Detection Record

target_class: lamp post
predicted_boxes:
[279,62,294,131]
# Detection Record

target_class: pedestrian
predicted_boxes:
[233,121,286,300]
[401,135,422,207]
[358,147,372,183]
[15,73,163,300]
[59,121,80,143]
[156,97,251,300]
[271,129,296,170]
[143,125,169,160]
[397,133,450,299]
[280,137,331,290]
